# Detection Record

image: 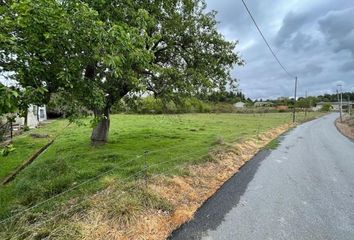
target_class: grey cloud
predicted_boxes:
[291,32,318,52]
[275,11,310,47]
[340,60,354,72]
[319,8,354,55]
[334,30,354,55]
[302,64,323,77]
[206,0,354,99]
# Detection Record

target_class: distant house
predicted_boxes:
[276,105,288,111]
[234,102,245,109]
[312,105,323,111]
[315,102,354,111]
[14,105,47,129]
[254,102,274,107]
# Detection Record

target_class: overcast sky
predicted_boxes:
[2,1,353,100]
[206,0,354,100]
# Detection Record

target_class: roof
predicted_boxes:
[254,102,274,106]
[234,102,245,108]
[317,101,354,105]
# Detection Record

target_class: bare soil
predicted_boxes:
[335,115,354,140]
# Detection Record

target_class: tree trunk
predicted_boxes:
[91,108,110,145]
[24,109,28,130]
[36,106,39,122]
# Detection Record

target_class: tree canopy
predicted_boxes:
[0,0,243,144]
[0,83,18,116]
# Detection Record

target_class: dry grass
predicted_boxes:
[71,123,292,240]
[335,115,354,140]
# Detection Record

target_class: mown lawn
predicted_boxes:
[0,120,69,182]
[0,112,321,222]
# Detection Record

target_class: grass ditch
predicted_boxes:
[264,138,280,150]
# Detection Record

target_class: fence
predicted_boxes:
[0,113,293,239]
[0,145,213,239]
[0,121,13,142]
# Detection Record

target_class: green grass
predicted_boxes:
[0,112,321,226]
[264,138,280,150]
[0,120,66,182]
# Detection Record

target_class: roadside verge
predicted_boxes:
[335,115,354,141]
[78,123,293,240]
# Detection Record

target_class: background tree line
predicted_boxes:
[254,92,354,109]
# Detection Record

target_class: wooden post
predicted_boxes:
[10,121,13,140]
[292,76,297,123]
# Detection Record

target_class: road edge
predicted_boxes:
[334,116,354,142]
[167,131,291,239]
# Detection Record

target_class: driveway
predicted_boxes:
[169,113,354,240]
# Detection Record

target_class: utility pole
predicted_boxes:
[305,90,308,119]
[292,76,298,123]
[340,88,343,119]
[348,95,351,115]
[337,84,342,122]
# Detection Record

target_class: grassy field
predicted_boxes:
[0,112,322,236]
[0,121,67,182]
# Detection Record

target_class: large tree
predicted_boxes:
[1,0,243,145]
[80,0,243,144]
[0,83,18,116]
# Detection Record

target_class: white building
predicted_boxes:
[14,105,47,129]
[254,102,274,107]
[315,102,354,111]
[234,102,245,109]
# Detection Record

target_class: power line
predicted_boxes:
[241,0,294,79]
[7,148,209,239]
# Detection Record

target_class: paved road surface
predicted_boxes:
[169,113,354,240]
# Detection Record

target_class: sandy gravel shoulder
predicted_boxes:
[76,123,293,240]
[335,115,354,141]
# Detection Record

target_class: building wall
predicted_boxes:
[276,105,288,111]
[14,105,47,128]
[234,102,245,108]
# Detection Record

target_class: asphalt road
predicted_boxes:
[169,113,354,240]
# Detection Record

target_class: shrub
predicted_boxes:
[164,100,178,113]
[111,99,129,114]
[181,98,211,113]
[211,103,235,113]
[0,144,16,157]
[320,103,332,112]
[111,96,214,114]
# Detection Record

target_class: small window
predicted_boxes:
[40,109,45,119]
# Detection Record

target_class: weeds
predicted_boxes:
[108,184,172,226]
[0,144,16,157]
[264,138,280,150]
[0,112,321,238]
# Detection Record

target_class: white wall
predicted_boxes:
[234,102,245,108]
[14,105,47,128]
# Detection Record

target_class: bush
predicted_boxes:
[211,103,235,113]
[140,97,164,114]
[112,96,212,114]
[320,103,332,112]
[0,144,16,157]
[164,100,178,113]
[180,98,211,113]
[111,99,129,114]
